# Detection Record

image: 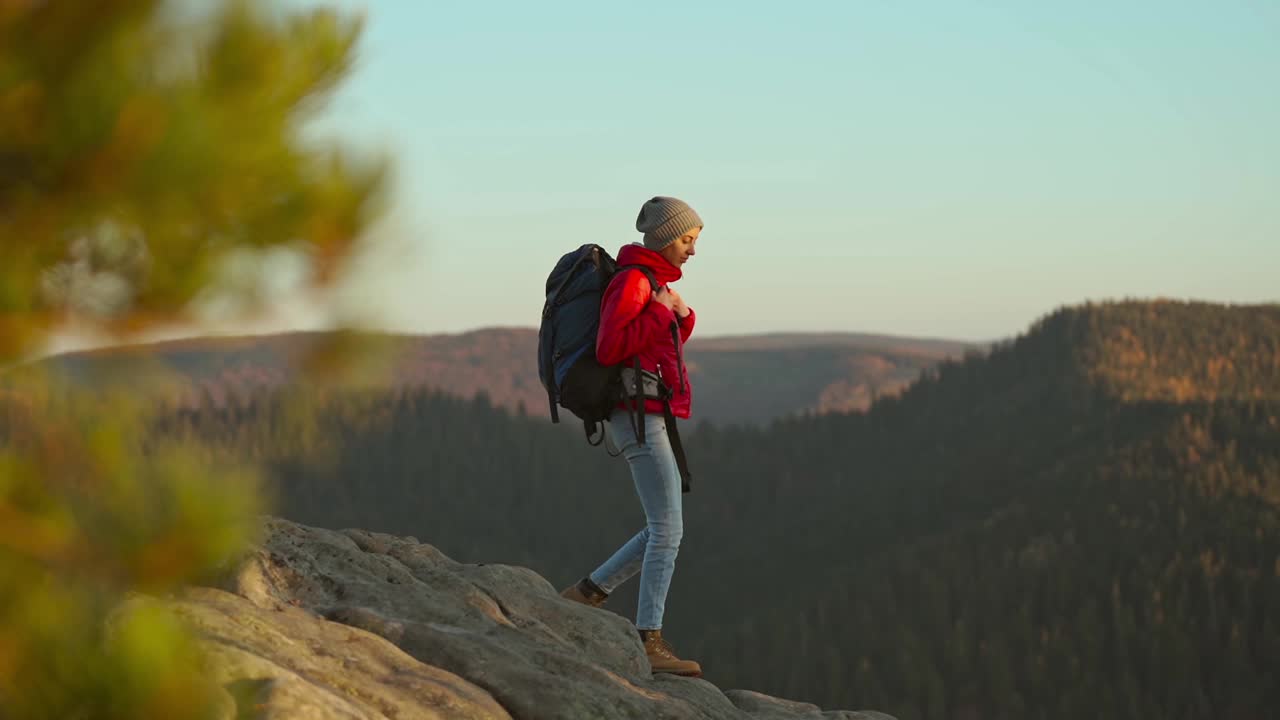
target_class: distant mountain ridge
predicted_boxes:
[26,327,980,426]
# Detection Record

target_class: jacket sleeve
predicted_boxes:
[597,270,675,365]
[677,307,695,343]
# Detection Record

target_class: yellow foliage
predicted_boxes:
[0,1,391,717]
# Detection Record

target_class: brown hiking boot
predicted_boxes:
[639,629,702,677]
[559,577,608,608]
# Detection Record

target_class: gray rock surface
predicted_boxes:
[177,516,896,720]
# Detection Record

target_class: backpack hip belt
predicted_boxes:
[619,366,670,401]
[617,357,691,494]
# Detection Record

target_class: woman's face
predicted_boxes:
[660,226,700,268]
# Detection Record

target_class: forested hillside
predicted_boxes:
[89,301,1280,719]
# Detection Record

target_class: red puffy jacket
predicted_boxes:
[596,244,695,418]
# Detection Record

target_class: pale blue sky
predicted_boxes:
[297,0,1277,341]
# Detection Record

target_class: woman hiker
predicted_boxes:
[560,196,704,678]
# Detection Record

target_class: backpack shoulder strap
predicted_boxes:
[612,263,673,455]
[615,264,661,296]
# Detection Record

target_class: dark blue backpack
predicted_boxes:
[538,244,657,444]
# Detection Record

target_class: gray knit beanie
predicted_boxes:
[635,196,703,251]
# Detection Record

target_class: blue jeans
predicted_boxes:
[588,408,684,630]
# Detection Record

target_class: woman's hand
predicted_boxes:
[653,287,690,318]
